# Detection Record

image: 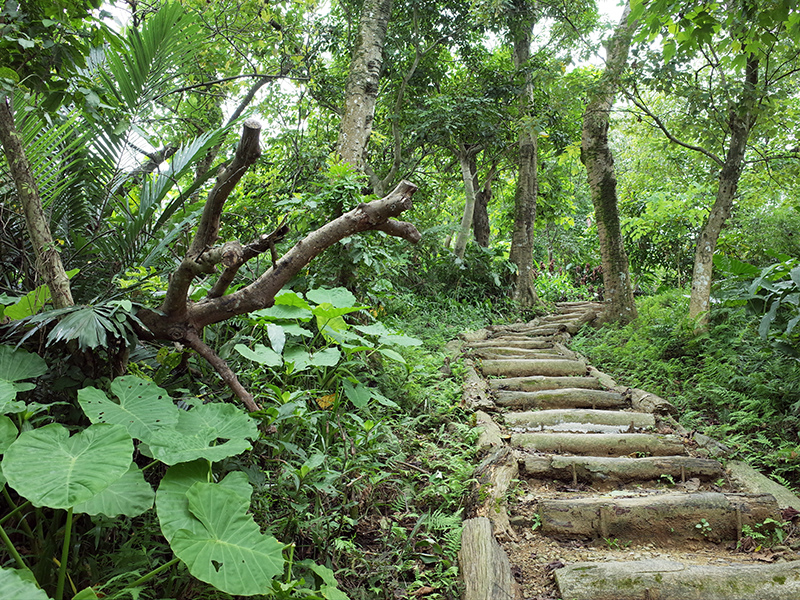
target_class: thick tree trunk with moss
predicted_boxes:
[508,5,541,308]
[581,4,637,324]
[688,57,759,324]
[0,97,74,309]
[337,0,393,169]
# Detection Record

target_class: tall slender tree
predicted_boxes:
[581,2,638,323]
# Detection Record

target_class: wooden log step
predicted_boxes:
[481,359,586,378]
[472,348,566,360]
[539,492,779,542]
[459,518,519,600]
[510,432,686,456]
[521,455,725,483]
[495,388,624,409]
[506,409,655,431]
[468,339,554,350]
[490,375,603,392]
[555,558,800,600]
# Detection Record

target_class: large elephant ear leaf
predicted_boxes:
[73,463,154,518]
[0,416,18,454]
[2,423,133,509]
[0,346,47,411]
[0,567,49,600]
[78,376,179,443]
[169,482,284,596]
[177,403,258,442]
[0,345,47,383]
[157,462,251,543]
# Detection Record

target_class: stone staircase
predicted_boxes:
[455,302,800,600]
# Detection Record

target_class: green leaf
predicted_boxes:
[306,287,357,308]
[169,482,284,595]
[157,462,251,543]
[0,345,48,382]
[175,403,258,442]
[0,568,49,600]
[147,426,252,465]
[235,344,282,367]
[78,376,180,443]
[275,290,312,310]
[73,587,100,599]
[156,460,212,543]
[3,423,133,508]
[253,304,313,321]
[353,323,391,337]
[73,463,154,517]
[308,348,341,367]
[281,323,313,338]
[267,323,286,355]
[283,346,312,372]
[343,380,370,409]
[0,381,25,414]
[3,285,51,319]
[759,300,781,339]
[378,348,406,364]
[0,416,19,453]
[379,334,423,347]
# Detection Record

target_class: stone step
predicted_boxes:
[555,558,800,600]
[520,454,725,483]
[481,359,586,378]
[489,375,603,392]
[510,432,686,456]
[505,409,655,432]
[495,387,624,409]
[539,492,779,543]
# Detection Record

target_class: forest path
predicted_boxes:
[454,302,800,600]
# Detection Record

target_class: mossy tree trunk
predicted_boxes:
[508,1,541,308]
[581,3,637,324]
[0,96,74,309]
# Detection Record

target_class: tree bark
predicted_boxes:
[688,57,759,325]
[472,158,493,247]
[337,0,393,170]
[581,3,637,323]
[0,96,74,309]
[508,3,540,307]
[453,145,480,259]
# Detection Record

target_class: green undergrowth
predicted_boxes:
[572,289,800,489]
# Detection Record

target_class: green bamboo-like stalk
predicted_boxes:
[55,507,73,600]
[0,520,28,570]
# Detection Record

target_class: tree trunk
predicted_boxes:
[508,5,540,307]
[581,3,637,324]
[472,158,492,247]
[453,146,479,259]
[0,96,74,309]
[688,57,759,325]
[337,0,393,170]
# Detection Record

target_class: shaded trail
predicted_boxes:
[454,302,800,599]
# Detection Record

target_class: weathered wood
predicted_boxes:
[459,517,520,600]
[489,375,603,392]
[630,387,678,415]
[472,348,567,360]
[728,460,800,510]
[495,388,625,410]
[521,455,724,483]
[462,359,495,411]
[539,492,779,542]
[505,409,654,431]
[471,447,518,541]
[461,329,489,343]
[475,410,504,451]
[481,359,586,378]
[511,432,686,456]
[467,339,553,350]
[556,559,800,600]
[587,365,619,390]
